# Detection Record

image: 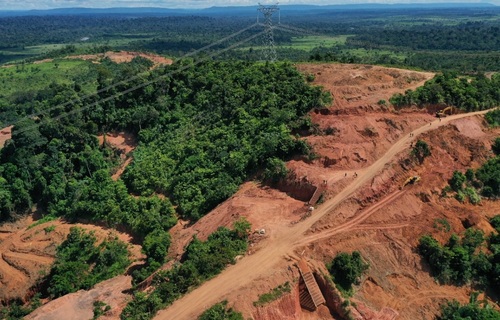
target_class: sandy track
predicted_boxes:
[154,109,491,320]
[3,251,53,265]
[0,224,30,296]
[353,223,410,231]
[112,157,133,181]
[296,189,406,246]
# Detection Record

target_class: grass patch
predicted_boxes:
[253,281,292,307]
[433,218,451,232]
[44,225,56,234]
[27,214,58,229]
[0,59,96,98]
[288,35,350,50]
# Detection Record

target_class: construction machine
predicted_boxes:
[403,175,420,188]
[436,106,455,118]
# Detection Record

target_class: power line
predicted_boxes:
[0,23,260,131]
[277,23,324,37]
[258,3,280,62]
[13,30,266,137]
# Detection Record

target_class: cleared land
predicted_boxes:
[156,104,492,319]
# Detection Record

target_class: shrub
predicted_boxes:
[433,218,451,232]
[490,215,500,232]
[455,191,466,203]
[411,140,431,163]
[329,251,369,294]
[485,108,500,127]
[438,299,500,320]
[492,137,500,155]
[464,187,481,204]
[199,301,243,320]
[263,157,289,183]
[449,171,466,192]
[253,282,292,307]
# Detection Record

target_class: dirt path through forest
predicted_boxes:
[154,109,491,320]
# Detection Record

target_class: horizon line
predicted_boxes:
[0,2,498,12]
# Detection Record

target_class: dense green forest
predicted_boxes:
[0,57,327,316]
[390,73,500,111]
[0,59,327,222]
[1,6,500,72]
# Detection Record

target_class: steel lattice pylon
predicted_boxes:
[258,3,280,62]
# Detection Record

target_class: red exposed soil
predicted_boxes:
[153,64,499,320]
[104,51,173,66]
[68,51,173,68]
[168,182,306,260]
[2,51,172,69]
[0,125,12,148]
[23,63,499,319]
[296,63,434,112]
[0,216,141,304]
[98,131,137,181]
[26,275,133,320]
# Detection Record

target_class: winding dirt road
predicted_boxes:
[154,110,491,320]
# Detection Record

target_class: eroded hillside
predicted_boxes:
[11,63,499,320]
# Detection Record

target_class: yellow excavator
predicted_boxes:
[436,106,456,118]
[403,175,420,188]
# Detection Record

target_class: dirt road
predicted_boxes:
[154,109,491,320]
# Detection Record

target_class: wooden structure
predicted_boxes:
[307,180,327,206]
[297,259,326,310]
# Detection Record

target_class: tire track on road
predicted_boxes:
[295,189,406,246]
[155,109,492,320]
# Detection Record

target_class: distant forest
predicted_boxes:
[1,5,500,72]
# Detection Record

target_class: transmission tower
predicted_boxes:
[258,2,280,62]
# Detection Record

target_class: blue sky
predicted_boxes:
[0,0,498,10]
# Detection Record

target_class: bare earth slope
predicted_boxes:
[0,217,141,303]
[155,109,492,320]
[22,63,498,319]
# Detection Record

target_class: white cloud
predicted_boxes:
[0,0,498,10]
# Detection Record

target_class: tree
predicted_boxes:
[233,217,251,239]
[412,140,431,163]
[492,137,500,155]
[142,229,171,264]
[475,157,500,197]
[449,171,467,192]
[329,251,369,293]
[198,301,243,320]
[263,157,289,183]
[438,298,500,320]
[491,215,500,233]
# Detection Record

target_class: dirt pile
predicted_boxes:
[25,275,132,320]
